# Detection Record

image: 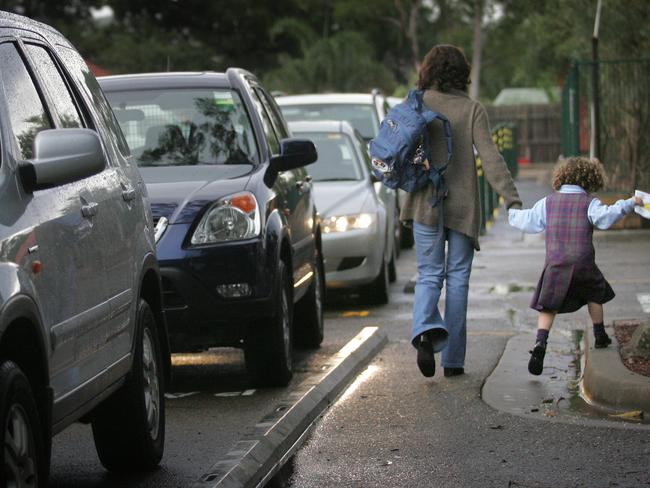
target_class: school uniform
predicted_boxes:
[509,185,637,313]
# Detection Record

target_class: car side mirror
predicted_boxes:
[265,138,318,187]
[270,138,317,172]
[19,129,107,193]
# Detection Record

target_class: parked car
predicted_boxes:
[0,10,170,485]
[386,96,403,108]
[99,69,322,387]
[277,92,414,248]
[289,120,397,304]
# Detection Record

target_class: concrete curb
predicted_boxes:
[581,326,650,413]
[193,326,388,488]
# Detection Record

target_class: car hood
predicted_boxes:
[313,180,375,217]
[140,165,255,224]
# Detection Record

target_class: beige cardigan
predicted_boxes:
[400,88,522,250]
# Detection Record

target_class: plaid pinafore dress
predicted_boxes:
[530,192,615,313]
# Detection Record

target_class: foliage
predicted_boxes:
[0,0,648,101]
[263,28,397,94]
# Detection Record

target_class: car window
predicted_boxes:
[104,88,259,167]
[297,132,363,182]
[353,129,374,172]
[56,46,130,157]
[280,103,379,141]
[25,44,83,129]
[254,88,289,140]
[0,42,53,160]
[250,90,280,156]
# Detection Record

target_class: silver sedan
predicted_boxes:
[288,120,398,304]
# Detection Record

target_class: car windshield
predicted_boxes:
[299,132,363,182]
[281,103,378,140]
[105,88,258,166]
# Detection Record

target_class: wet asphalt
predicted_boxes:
[281,177,650,488]
[48,177,650,487]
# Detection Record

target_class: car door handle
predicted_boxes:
[122,188,136,202]
[81,202,99,218]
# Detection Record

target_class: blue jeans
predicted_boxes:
[412,222,474,368]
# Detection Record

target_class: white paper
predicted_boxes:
[634,189,650,219]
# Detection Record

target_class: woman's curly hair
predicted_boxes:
[551,156,606,193]
[417,44,471,92]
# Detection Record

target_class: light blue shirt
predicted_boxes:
[508,185,636,233]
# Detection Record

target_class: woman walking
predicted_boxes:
[401,44,522,378]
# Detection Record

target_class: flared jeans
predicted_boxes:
[411,222,474,368]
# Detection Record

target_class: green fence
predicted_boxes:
[562,58,650,192]
[475,123,518,234]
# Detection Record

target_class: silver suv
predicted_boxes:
[0,11,169,485]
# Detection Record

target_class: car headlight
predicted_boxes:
[191,191,261,244]
[322,213,374,233]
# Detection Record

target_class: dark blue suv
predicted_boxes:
[99,70,323,386]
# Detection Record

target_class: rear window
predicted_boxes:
[298,132,363,182]
[280,103,379,141]
[105,88,258,166]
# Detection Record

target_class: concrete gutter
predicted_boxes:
[582,326,650,413]
[192,326,388,488]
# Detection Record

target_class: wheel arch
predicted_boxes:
[0,294,52,451]
[137,255,171,385]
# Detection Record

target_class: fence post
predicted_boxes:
[562,60,580,156]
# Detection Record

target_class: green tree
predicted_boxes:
[263,30,397,94]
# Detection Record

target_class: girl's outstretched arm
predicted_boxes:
[589,196,640,229]
[508,197,547,233]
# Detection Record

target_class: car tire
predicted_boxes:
[0,360,45,488]
[393,205,401,259]
[245,261,293,387]
[91,298,165,473]
[388,242,397,283]
[362,253,390,305]
[294,249,325,349]
[400,223,414,249]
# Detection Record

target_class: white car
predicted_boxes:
[289,120,397,304]
[278,92,414,248]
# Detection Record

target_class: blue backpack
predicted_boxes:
[370,89,453,208]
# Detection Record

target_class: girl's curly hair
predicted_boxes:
[551,157,606,193]
[417,44,471,92]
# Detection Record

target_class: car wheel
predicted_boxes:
[393,205,401,259]
[294,249,325,349]
[91,298,165,473]
[245,261,293,387]
[388,241,397,283]
[0,360,44,488]
[400,223,414,249]
[361,253,389,305]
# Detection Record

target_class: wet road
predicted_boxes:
[281,178,650,488]
[48,178,650,487]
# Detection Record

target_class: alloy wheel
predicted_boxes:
[142,327,160,441]
[4,404,36,488]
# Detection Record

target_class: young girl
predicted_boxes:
[508,157,643,375]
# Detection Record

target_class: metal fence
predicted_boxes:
[487,104,561,164]
[562,58,650,192]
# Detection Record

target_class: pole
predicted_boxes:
[590,0,602,160]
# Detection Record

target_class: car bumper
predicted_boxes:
[156,224,276,351]
[322,227,383,288]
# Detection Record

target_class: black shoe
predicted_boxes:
[416,334,436,377]
[444,367,464,377]
[528,341,546,376]
[594,333,612,349]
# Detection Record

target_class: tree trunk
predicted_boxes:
[469,0,484,100]
[395,0,423,73]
